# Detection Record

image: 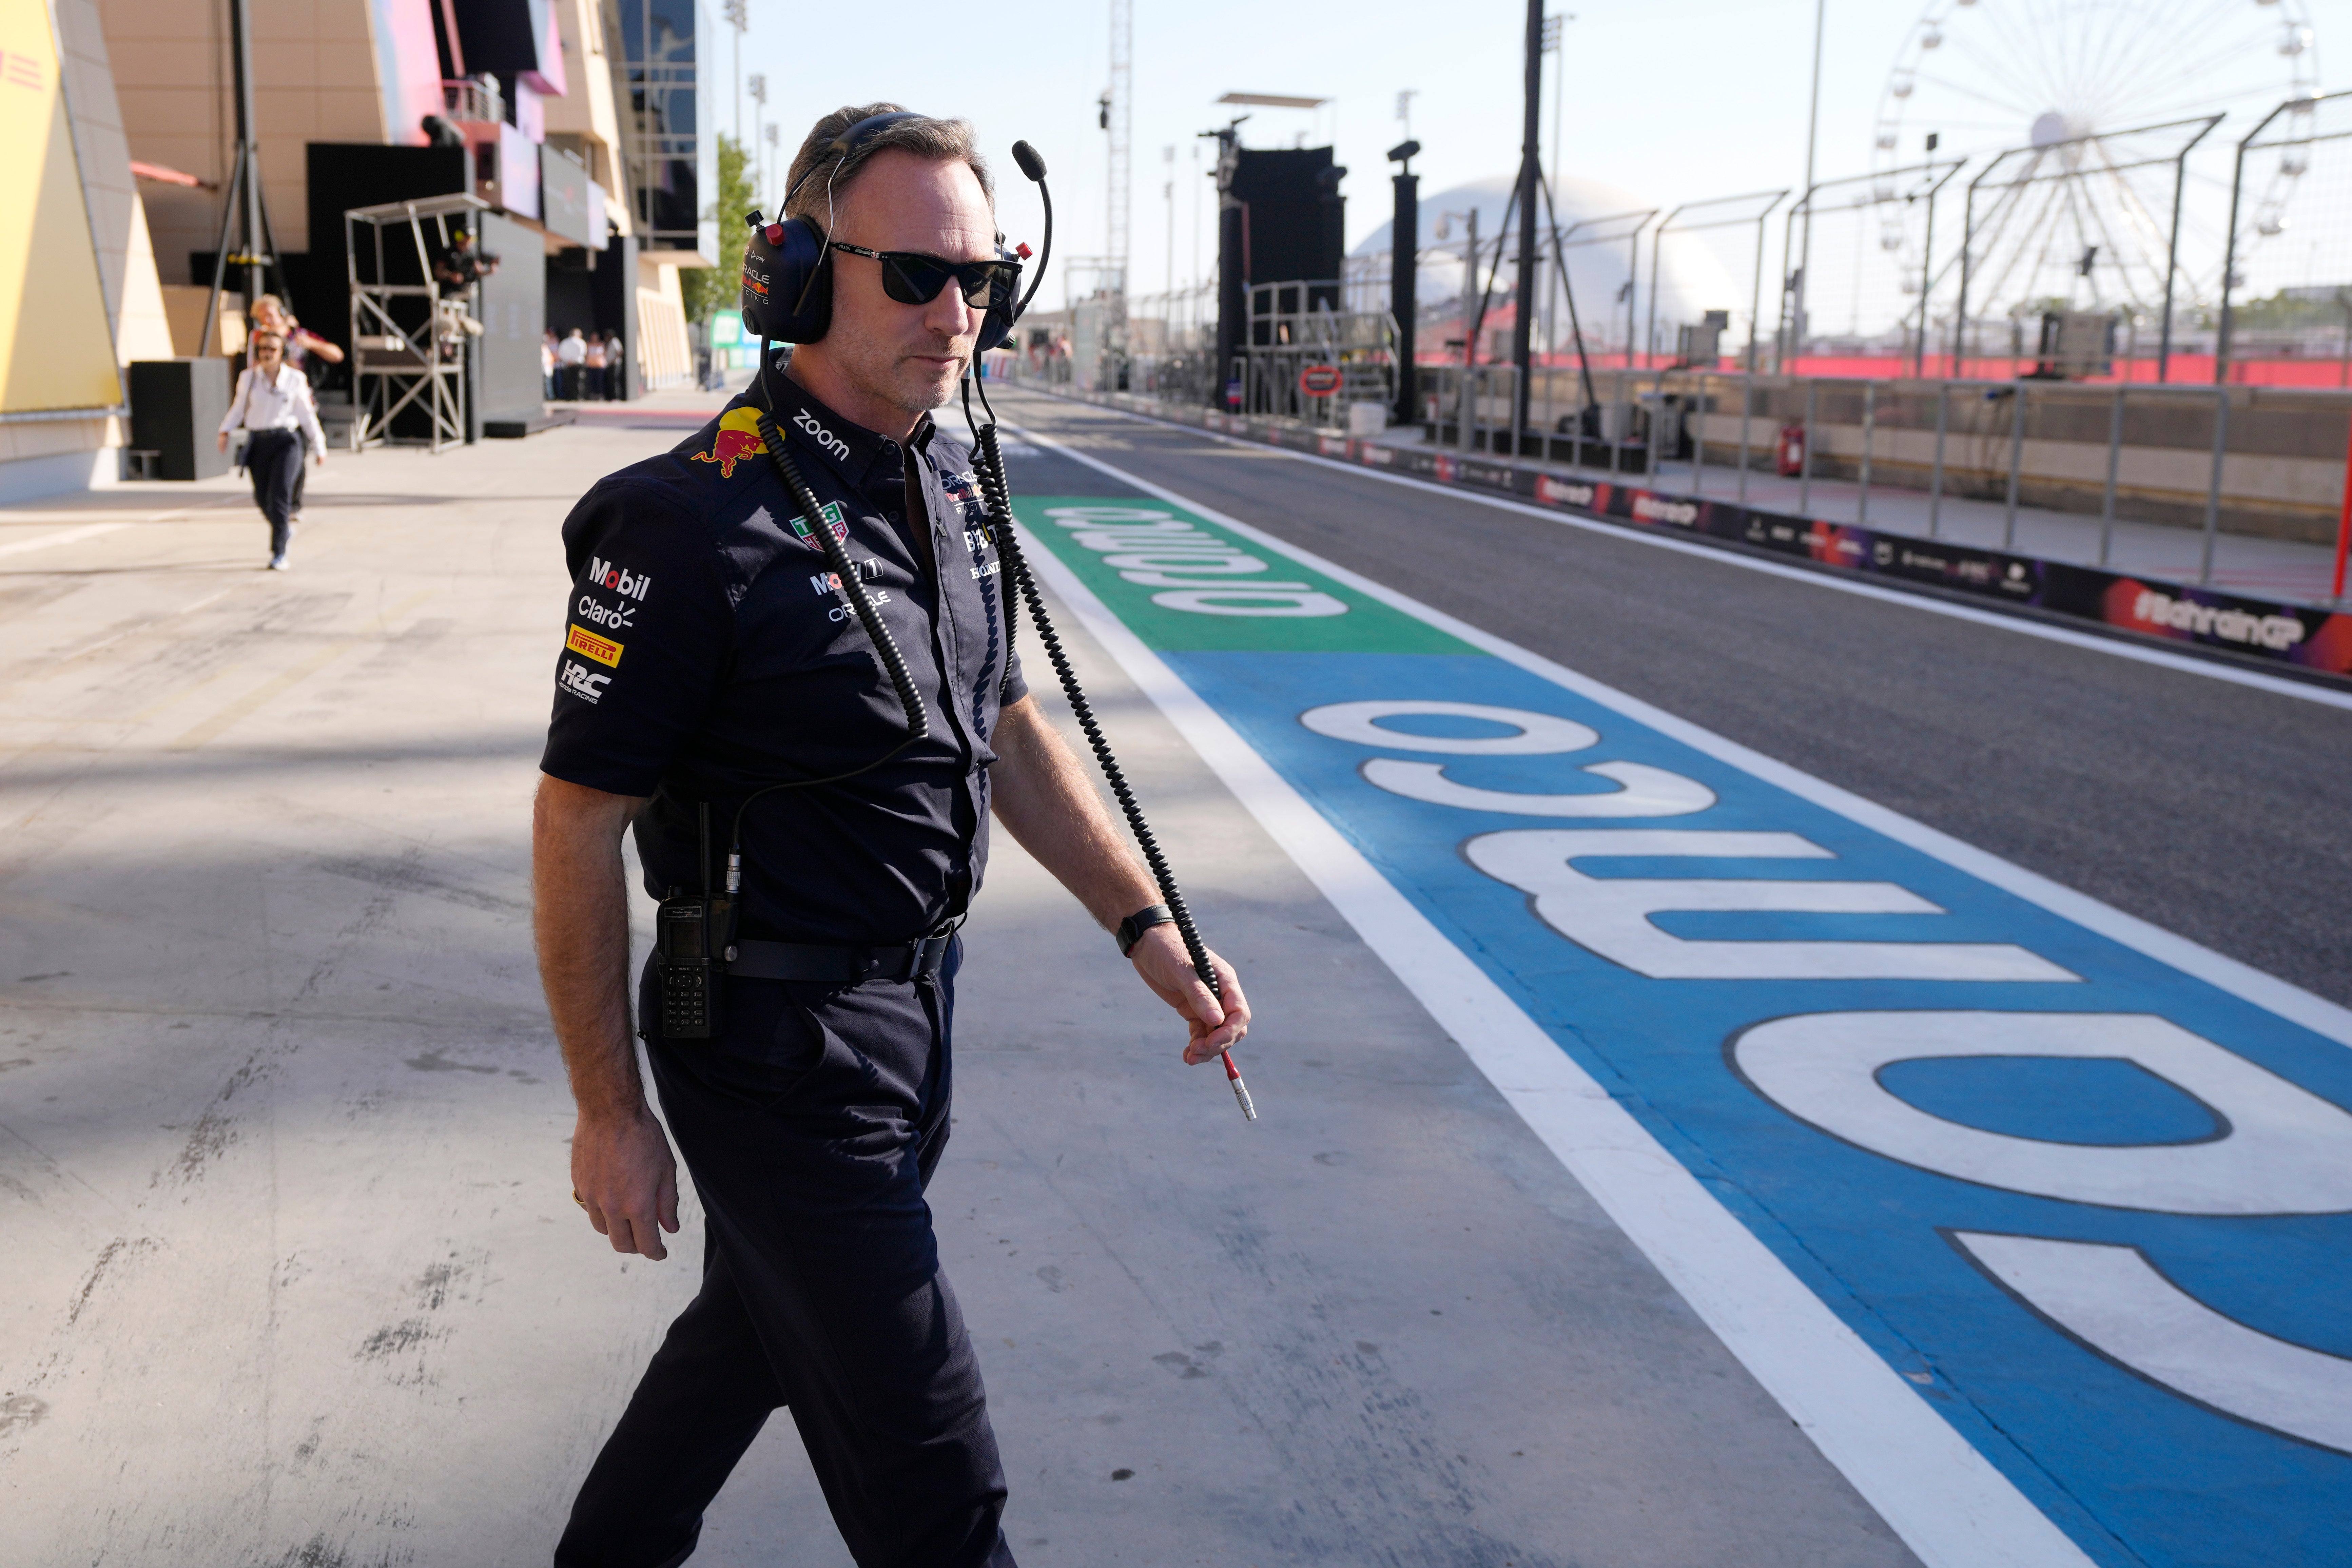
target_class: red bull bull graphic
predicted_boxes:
[693,407,767,480]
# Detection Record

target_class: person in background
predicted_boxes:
[249,295,343,527]
[583,331,608,401]
[216,330,324,572]
[602,331,624,400]
[543,330,560,402]
[435,227,501,292]
[433,230,497,346]
[250,294,344,379]
[558,327,588,401]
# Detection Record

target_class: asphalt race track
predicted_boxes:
[989,385,2352,1568]
[993,388,2352,1010]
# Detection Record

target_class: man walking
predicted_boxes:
[534,104,1248,1568]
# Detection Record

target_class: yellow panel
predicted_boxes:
[0,0,124,413]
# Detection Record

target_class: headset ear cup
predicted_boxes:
[975,301,1013,355]
[739,217,833,344]
[974,250,1022,355]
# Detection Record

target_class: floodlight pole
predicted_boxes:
[1511,0,1543,449]
[1794,0,1826,372]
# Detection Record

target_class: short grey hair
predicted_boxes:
[781,102,994,227]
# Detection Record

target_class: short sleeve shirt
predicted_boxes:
[540,373,1026,946]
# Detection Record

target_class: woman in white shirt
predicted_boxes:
[216,330,326,570]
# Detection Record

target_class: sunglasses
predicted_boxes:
[829,242,1015,309]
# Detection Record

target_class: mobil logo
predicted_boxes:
[586,556,651,600]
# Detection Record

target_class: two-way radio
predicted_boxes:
[655,803,729,1038]
[658,120,1255,1120]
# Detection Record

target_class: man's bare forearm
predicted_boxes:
[532,774,648,1119]
[988,696,1158,928]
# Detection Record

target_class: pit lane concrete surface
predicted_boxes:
[0,397,1916,1567]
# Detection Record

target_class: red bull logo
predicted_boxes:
[692,406,766,479]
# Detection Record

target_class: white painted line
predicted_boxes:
[1023,396,2352,714]
[0,522,130,560]
[1008,434,2105,1568]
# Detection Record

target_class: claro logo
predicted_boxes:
[794,408,851,461]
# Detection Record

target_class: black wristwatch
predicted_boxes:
[1114,903,1174,957]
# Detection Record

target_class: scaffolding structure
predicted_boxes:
[344,193,489,452]
[1234,279,1398,425]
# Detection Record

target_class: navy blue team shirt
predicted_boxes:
[540,372,1026,947]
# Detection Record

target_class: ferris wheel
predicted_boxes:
[1870,0,2320,320]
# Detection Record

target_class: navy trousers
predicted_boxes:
[243,428,302,556]
[555,941,1016,1568]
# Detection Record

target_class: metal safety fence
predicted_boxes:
[1410,362,2348,599]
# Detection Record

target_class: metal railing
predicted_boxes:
[1413,363,2347,597]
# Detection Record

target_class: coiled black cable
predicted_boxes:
[961,381,1224,1010]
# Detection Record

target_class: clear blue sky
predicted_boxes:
[725,0,2351,298]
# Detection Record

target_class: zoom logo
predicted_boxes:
[794,408,851,462]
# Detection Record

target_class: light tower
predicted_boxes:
[723,0,747,145]
[747,73,768,204]
[1104,0,1133,370]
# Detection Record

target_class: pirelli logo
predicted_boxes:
[566,625,623,667]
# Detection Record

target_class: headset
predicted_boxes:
[736,110,1049,353]
[659,117,1254,1119]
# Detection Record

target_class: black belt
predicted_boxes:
[724,931,955,985]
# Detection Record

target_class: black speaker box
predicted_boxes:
[129,359,234,481]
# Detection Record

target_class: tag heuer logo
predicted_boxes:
[791,500,851,550]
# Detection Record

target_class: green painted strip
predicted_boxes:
[1012,495,1471,656]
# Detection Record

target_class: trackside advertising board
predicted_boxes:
[1013,489,2352,1568]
